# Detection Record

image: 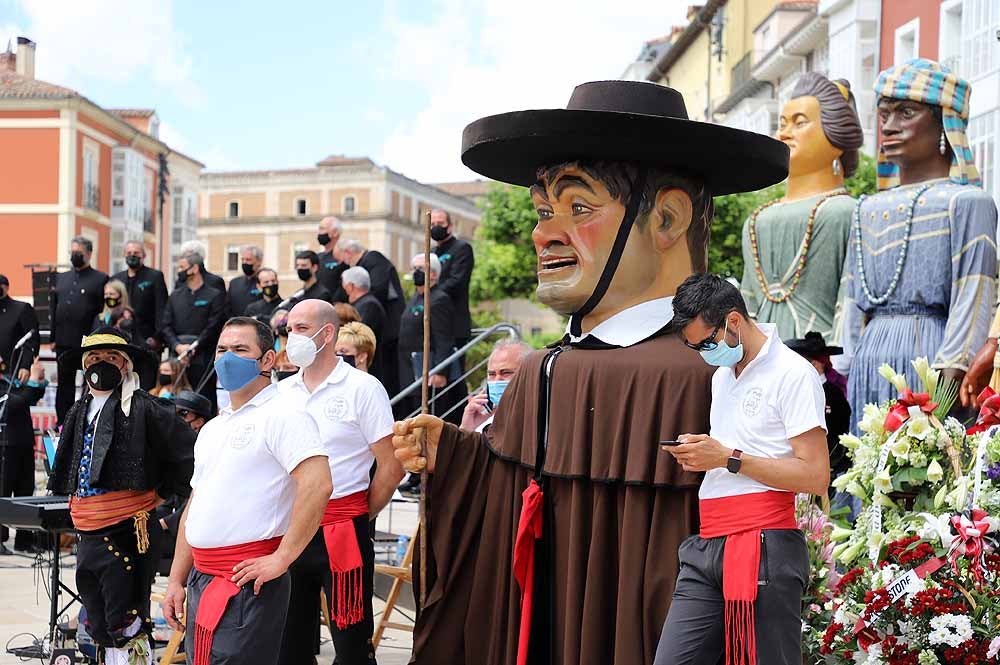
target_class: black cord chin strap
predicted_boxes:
[568,169,648,337]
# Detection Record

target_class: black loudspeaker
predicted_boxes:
[31,269,57,333]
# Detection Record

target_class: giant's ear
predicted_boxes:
[646,187,693,254]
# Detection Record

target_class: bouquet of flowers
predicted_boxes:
[815,512,1000,664]
[798,494,841,664]
[830,358,965,564]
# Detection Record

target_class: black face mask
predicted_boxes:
[262,284,279,299]
[176,269,190,285]
[297,268,313,282]
[430,225,449,242]
[85,361,123,391]
[71,252,87,269]
[0,288,7,300]
[125,255,142,270]
[317,233,331,247]
[276,370,297,381]
[412,269,426,287]
[105,297,120,309]
[158,373,173,387]
[241,263,255,277]
[337,354,356,368]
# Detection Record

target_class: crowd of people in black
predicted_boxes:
[0,210,474,553]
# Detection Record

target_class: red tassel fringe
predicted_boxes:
[725,600,756,665]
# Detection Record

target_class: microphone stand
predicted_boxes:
[0,342,28,531]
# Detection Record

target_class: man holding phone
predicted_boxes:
[461,339,532,432]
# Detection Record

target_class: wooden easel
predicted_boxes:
[149,592,185,665]
[371,528,418,649]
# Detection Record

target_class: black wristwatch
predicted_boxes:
[726,449,743,474]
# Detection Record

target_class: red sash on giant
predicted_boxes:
[190,537,282,665]
[321,491,369,629]
[699,490,796,665]
[512,479,544,665]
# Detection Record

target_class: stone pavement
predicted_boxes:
[1,496,419,665]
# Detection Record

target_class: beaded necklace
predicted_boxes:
[853,182,934,306]
[747,189,846,304]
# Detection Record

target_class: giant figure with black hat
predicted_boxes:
[48,327,196,665]
[391,81,788,665]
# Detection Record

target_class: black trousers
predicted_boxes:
[55,345,81,426]
[279,515,376,665]
[76,518,161,648]
[654,529,809,665]
[0,445,34,547]
[185,567,291,665]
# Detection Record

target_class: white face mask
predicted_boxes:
[285,327,328,369]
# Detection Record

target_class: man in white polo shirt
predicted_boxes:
[654,273,829,665]
[276,299,402,665]
[161,317,332,665]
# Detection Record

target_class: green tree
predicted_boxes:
[707,152,878,277]
[469,184,539,304]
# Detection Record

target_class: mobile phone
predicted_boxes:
[659,439,682,447]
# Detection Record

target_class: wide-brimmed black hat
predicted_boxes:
[461,80,789,195]
[785,331,843,358]
[174,390,212,420]
[57,326,158,389]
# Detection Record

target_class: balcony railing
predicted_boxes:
[143,209,154,233]
[83,183,100,211]
[731,52,753,91]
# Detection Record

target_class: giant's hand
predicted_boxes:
[960,339,997,408]
[392,414,444,474]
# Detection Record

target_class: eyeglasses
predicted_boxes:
[684,320,725,352]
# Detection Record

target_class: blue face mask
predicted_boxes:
[699,321,744,367]
[487,380,510,407]
[214,351,264,392]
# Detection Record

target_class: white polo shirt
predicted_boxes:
[277,359,394,499]
[699,324,827,500]
[185,384,326,548]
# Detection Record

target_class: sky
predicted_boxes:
[0,0,688,183]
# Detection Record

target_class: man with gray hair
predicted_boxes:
[316,216,349,302]
[178,240,226,294]
[461,338,532,433]
[342,266,388,388]
[228,245,264,315]
[161,249,226,413]
[53,235,108,423]
[339,238,404,399]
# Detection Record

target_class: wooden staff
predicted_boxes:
[418,209,432,608]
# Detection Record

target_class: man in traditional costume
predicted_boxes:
[655,273,829,665]
[48,327,197,665]
[161,317,332,665]
[834,59,998,427]
[277,299,402,665]
[741,73,863,342]
[391,80,788,665]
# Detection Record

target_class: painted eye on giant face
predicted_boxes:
[571,203,591,215]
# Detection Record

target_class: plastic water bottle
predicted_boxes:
[395,535,410,565]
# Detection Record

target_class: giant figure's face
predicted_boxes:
[529,164,665,316]
[877,98,942,169]
[777,95,841,177]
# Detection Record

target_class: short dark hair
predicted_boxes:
[790,73,864,177]
[223,316,275,356]
[296,250,319,266]
[670,273,750,332]
[72,235,94,253]
[535,160,713,271]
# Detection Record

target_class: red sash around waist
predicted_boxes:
[513,479,544,665]
[699,490,797,665]
[191,537,282,665]
[321,491,369,629]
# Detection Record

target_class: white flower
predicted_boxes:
[907,417,932,442]
[879,363,909,393]
[987,636,1000,659]
[891,437,912,460]
[925,368,940,397]
[874,469,893,492]
[860,404,886,435]
[926,458,944,483]
[840,433,864,450]
[879,564,900,586]
[928,614,973,648]
[867,530,884,552]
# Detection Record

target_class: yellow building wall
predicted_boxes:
[278,190,323,216]
[208,192,267,218]
[329,188,370,215]
[661,30,713,121]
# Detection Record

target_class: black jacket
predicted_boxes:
[0,297,39,373]
[246,296,283,323]
[161,283,227,363]
[48,390,196,499]
[398,287,455,370]
[286,281,333,309]
[112,265,168,344]
[358,251,403,342]
[353,292,386,341]
[434,236,474,339]
[52,266,108,348]
[824,381,852,476]
[228,275,263,316]
[317,251,348,303]
[0,378,46,448]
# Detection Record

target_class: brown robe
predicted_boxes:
[412,333,715,665]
